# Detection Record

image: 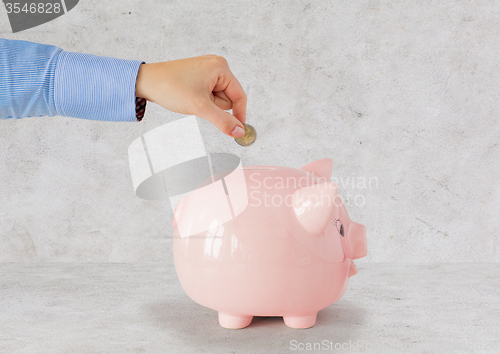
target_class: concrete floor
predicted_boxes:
[0,262,498,354]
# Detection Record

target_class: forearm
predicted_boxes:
[54,51,143,122]
[1,38,247,135]
[0,38,144,122]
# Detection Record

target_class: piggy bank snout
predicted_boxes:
[347,223,367,259]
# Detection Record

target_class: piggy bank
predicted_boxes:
[172,159,367,329]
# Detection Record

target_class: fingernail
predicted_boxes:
[231,125,245,138]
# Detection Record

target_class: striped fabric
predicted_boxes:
[0,38,61,119]
[135,97,147,121]
[0,38,144,122]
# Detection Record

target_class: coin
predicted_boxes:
[234,123,257,147]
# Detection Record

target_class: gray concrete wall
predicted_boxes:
[0,0,498,262]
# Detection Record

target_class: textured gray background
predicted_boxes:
[0,0,499,262]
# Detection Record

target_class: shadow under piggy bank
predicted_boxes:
[143,297,367,350]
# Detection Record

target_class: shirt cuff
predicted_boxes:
[54,51,144,122]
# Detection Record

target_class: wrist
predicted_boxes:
[135,63,151,100]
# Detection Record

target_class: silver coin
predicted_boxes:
[235,123,257,147]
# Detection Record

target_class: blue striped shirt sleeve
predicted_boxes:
[0,38,144,122]
[0,38,61,119]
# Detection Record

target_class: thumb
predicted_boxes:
[196,100,245,137]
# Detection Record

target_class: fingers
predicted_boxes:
[141,55,248,138]
[195,99,245,138]
[212,91,233,111]
[211,62,247,125]
[220,71,247,124]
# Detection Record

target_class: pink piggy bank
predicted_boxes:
[172,159,367,329]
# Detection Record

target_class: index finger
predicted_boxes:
[217,70,247,124]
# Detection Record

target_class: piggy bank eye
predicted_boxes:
[336,220,345,237]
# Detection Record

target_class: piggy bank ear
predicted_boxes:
[300,159,333,181]
[292,182,338,235]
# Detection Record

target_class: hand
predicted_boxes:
[135,55,247,138]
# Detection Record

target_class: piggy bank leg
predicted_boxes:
[283,313,317,329]
[218,312,253,329]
